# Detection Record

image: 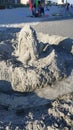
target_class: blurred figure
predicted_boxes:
[40,1,45,15]
[32,3,36,16]
[38,0,45,16]
[29,0,33,10]
[66,3,70,11]
[31,0,45,17]
[32,3,39,17]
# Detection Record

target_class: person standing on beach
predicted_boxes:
[38,0,45,16]
[66,3,70,11]
[29,0,33,10]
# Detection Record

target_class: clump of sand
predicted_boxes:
[0,25,73,93]
[0,22,73,130]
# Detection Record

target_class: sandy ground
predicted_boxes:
[0,6,73,130]
[33,19,73,39]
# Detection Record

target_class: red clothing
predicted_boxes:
[29,0,33,10]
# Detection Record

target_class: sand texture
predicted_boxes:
[0,25,73,129]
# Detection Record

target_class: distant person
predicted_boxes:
[38,1,44,16]
[32,3,39,17]
[66,3,70,11]
[32,3,36,16]
[40,1,45,15]
[31,0,45,17]
[29,0,33,10]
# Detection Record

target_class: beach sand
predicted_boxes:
[0,6,73,130]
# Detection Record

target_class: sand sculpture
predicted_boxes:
[0,25,73,93]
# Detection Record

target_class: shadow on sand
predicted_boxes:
[0,80,72,129]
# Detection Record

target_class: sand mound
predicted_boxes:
[0,25,73,93]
